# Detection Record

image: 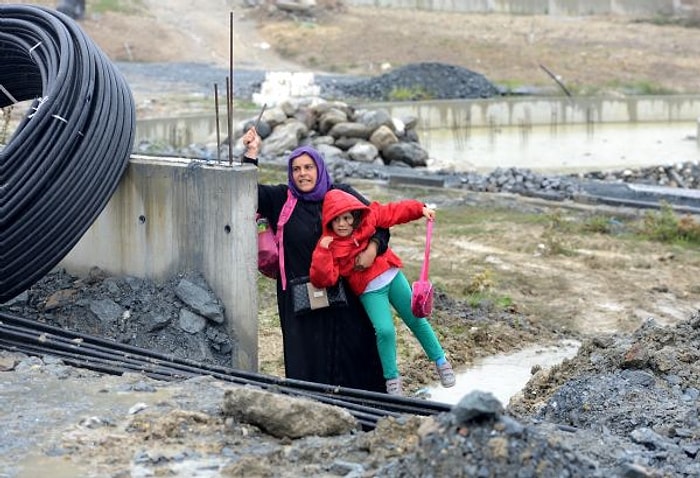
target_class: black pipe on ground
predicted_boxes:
[0,311,452,430]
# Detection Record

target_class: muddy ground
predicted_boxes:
[3,1,700,476]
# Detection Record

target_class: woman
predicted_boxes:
[242,128,387,393]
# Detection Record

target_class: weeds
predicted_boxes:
[462,269,513,311]
[636,14,700,29]
[89,0,144,14]
[388,86,433,101]
[605,79,675,95]
[539,209,577,256]
[638,202,700,244]
[465,270,494,294]
[581,215,618,234]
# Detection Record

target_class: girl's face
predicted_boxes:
[291,154,318,193]
[331,212,355,237]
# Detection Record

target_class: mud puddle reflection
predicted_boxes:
[426,339,581,406]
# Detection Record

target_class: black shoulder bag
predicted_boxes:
[289,276,349,315]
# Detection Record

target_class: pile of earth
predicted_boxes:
[0,263,567,394]
[1,268,236,369]
[3,307,700,476]
[317,62,502,101]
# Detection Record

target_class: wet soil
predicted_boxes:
[3,1,700,476]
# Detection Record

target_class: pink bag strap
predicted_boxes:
[276,188,297,290]
[419,219,434,281]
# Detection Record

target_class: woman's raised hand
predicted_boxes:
[243,127,262,158]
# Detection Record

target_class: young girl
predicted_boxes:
[310,189,455,396]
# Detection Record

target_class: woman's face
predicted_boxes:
[291,154,318,193]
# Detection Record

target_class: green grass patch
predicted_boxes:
[605,79,676,95]
[634,14,700,29]
[388,86,434,101]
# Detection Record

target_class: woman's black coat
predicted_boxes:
[258,182,387,393]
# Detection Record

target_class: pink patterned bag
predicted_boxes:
[411,219,434,318]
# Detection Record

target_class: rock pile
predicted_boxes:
[4,312,700,477]
[133,97,437,169]
[242,98,432,167]
[581,161,700,189]
[1,268,235,368]
[324,62,502,101]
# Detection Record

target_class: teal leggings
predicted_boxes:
[359,270,445,379]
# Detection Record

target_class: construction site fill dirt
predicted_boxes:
[2,1,700,476]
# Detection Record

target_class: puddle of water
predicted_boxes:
[15,453,93,478]
[421,122,700,174]
[425,339,581,406]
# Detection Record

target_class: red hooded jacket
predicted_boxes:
[310,189,426,296]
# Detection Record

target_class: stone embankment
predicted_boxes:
[137,93,700,208]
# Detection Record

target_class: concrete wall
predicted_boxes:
[135,115,222,149]
[366,95,700,130]
[135,96,700,146]
[344,0,694,15]
[60,156,259,371]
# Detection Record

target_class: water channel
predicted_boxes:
[421,121,700,174]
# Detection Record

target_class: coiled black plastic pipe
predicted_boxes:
[0,4,135,302]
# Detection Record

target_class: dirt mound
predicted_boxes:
[3,315,699,476]
[327,62,501,101]
[2,269,234,368]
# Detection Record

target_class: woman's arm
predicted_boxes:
[241,127,286,222]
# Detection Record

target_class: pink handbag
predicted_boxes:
[411,218,434,318]
[256,215,279,279]
[256,190,297,282]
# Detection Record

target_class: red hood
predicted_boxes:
[321,189,368,233]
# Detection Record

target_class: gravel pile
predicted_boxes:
[5,306,700,476]
[2,268,235,368]
[319,62,502,101]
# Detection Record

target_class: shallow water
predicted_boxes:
[425,339,581,406]
[422,122,700,174]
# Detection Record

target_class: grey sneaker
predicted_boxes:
[436,361,456,388]
[386,378,403,396]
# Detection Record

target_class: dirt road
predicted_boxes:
[13,0,700,94]
[86,1,700,95]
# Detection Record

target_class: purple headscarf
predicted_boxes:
[286,145,333,201]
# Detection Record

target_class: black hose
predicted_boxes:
[1,310,450,412]
[0,4,135,302]
[0,311,452,430]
